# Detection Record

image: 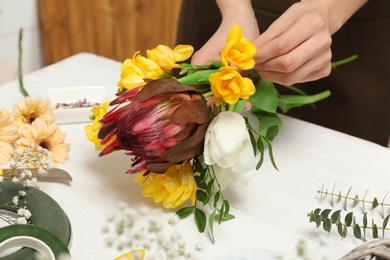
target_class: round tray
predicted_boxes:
[0,181,71,259]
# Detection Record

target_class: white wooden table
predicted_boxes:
[1,53,390,259]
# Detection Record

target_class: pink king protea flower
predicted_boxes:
[98,78,212,174]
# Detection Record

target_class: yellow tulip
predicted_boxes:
[209,66,256,106]
[221,25,257,70]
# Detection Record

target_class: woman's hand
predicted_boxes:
[253,0,367,86]
[190,0,260,66]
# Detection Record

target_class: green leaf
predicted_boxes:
[372,223,379,239]
[256,136,265,170]
[232,100,247,113]
[213,191,221,207]
[320,209,332,221]
[219,200,231,223]
[363,212,368,229]
[383,214,390,238]
[175,206,194,219]
[313,208,321,216]
[249,78,279,113]
[315,215,322,228]
[267,142,279,171]
[353,224,362,239]
[266,125,279,141]
[323,218,332,233]
[372,197,379,209]
[196,190,207,204]
[249,108,282,141]
[345,212,353,227]
[331,210,341,224]
[177,69,219,85]
[278,90,331,113]
[221,213,235,221]
[194,208,207,233]
[352,195,359,207]
[337,223,347,238]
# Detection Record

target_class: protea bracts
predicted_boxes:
[98,78,212,174]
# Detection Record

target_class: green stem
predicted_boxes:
[331,55,358,69]
[317,190,390,208]
[18,28,29,97]
[203,91,213,98]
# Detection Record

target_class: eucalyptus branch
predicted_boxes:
[308,208,390,241]
[309,184,390,240]
[18,28,29,97]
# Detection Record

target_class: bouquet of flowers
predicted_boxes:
[85,24,330,241]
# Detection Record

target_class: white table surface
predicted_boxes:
[1,52,390,260]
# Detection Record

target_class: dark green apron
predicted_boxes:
[177,0,390,146]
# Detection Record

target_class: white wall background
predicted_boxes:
[0,0,44,85]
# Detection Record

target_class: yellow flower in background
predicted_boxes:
[147,44,194,73]
[12,96,54,131]
[15,118,70,165]
[134,162,197,209]
[132,52,164,78]
[0,109,19,164]
[84,101,115,151]
[117,53,163,93]
[209,66,256,106]
[221,24,257,70]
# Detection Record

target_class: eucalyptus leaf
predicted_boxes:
[352,195,359,207]
[345,212,353,227]
[331,210,341,224]
[363,212,368,229]
[337,222,347,238]
[372,197,379,209]
[353,224,362,239]
[372,223,379,239]
[323,218,332,233]
[315,215,322,228]
[320,209,332,221]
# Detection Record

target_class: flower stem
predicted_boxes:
[18,28,29,97]
[331,55,358,69]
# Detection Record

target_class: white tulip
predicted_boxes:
[203,111,256,190]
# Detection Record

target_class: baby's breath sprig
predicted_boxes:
[0,144,52,225]
[2,144,53,188]
[308,184,390,241]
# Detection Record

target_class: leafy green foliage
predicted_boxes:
[309,184,390,241]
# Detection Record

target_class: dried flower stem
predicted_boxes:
[18,28,29,97]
